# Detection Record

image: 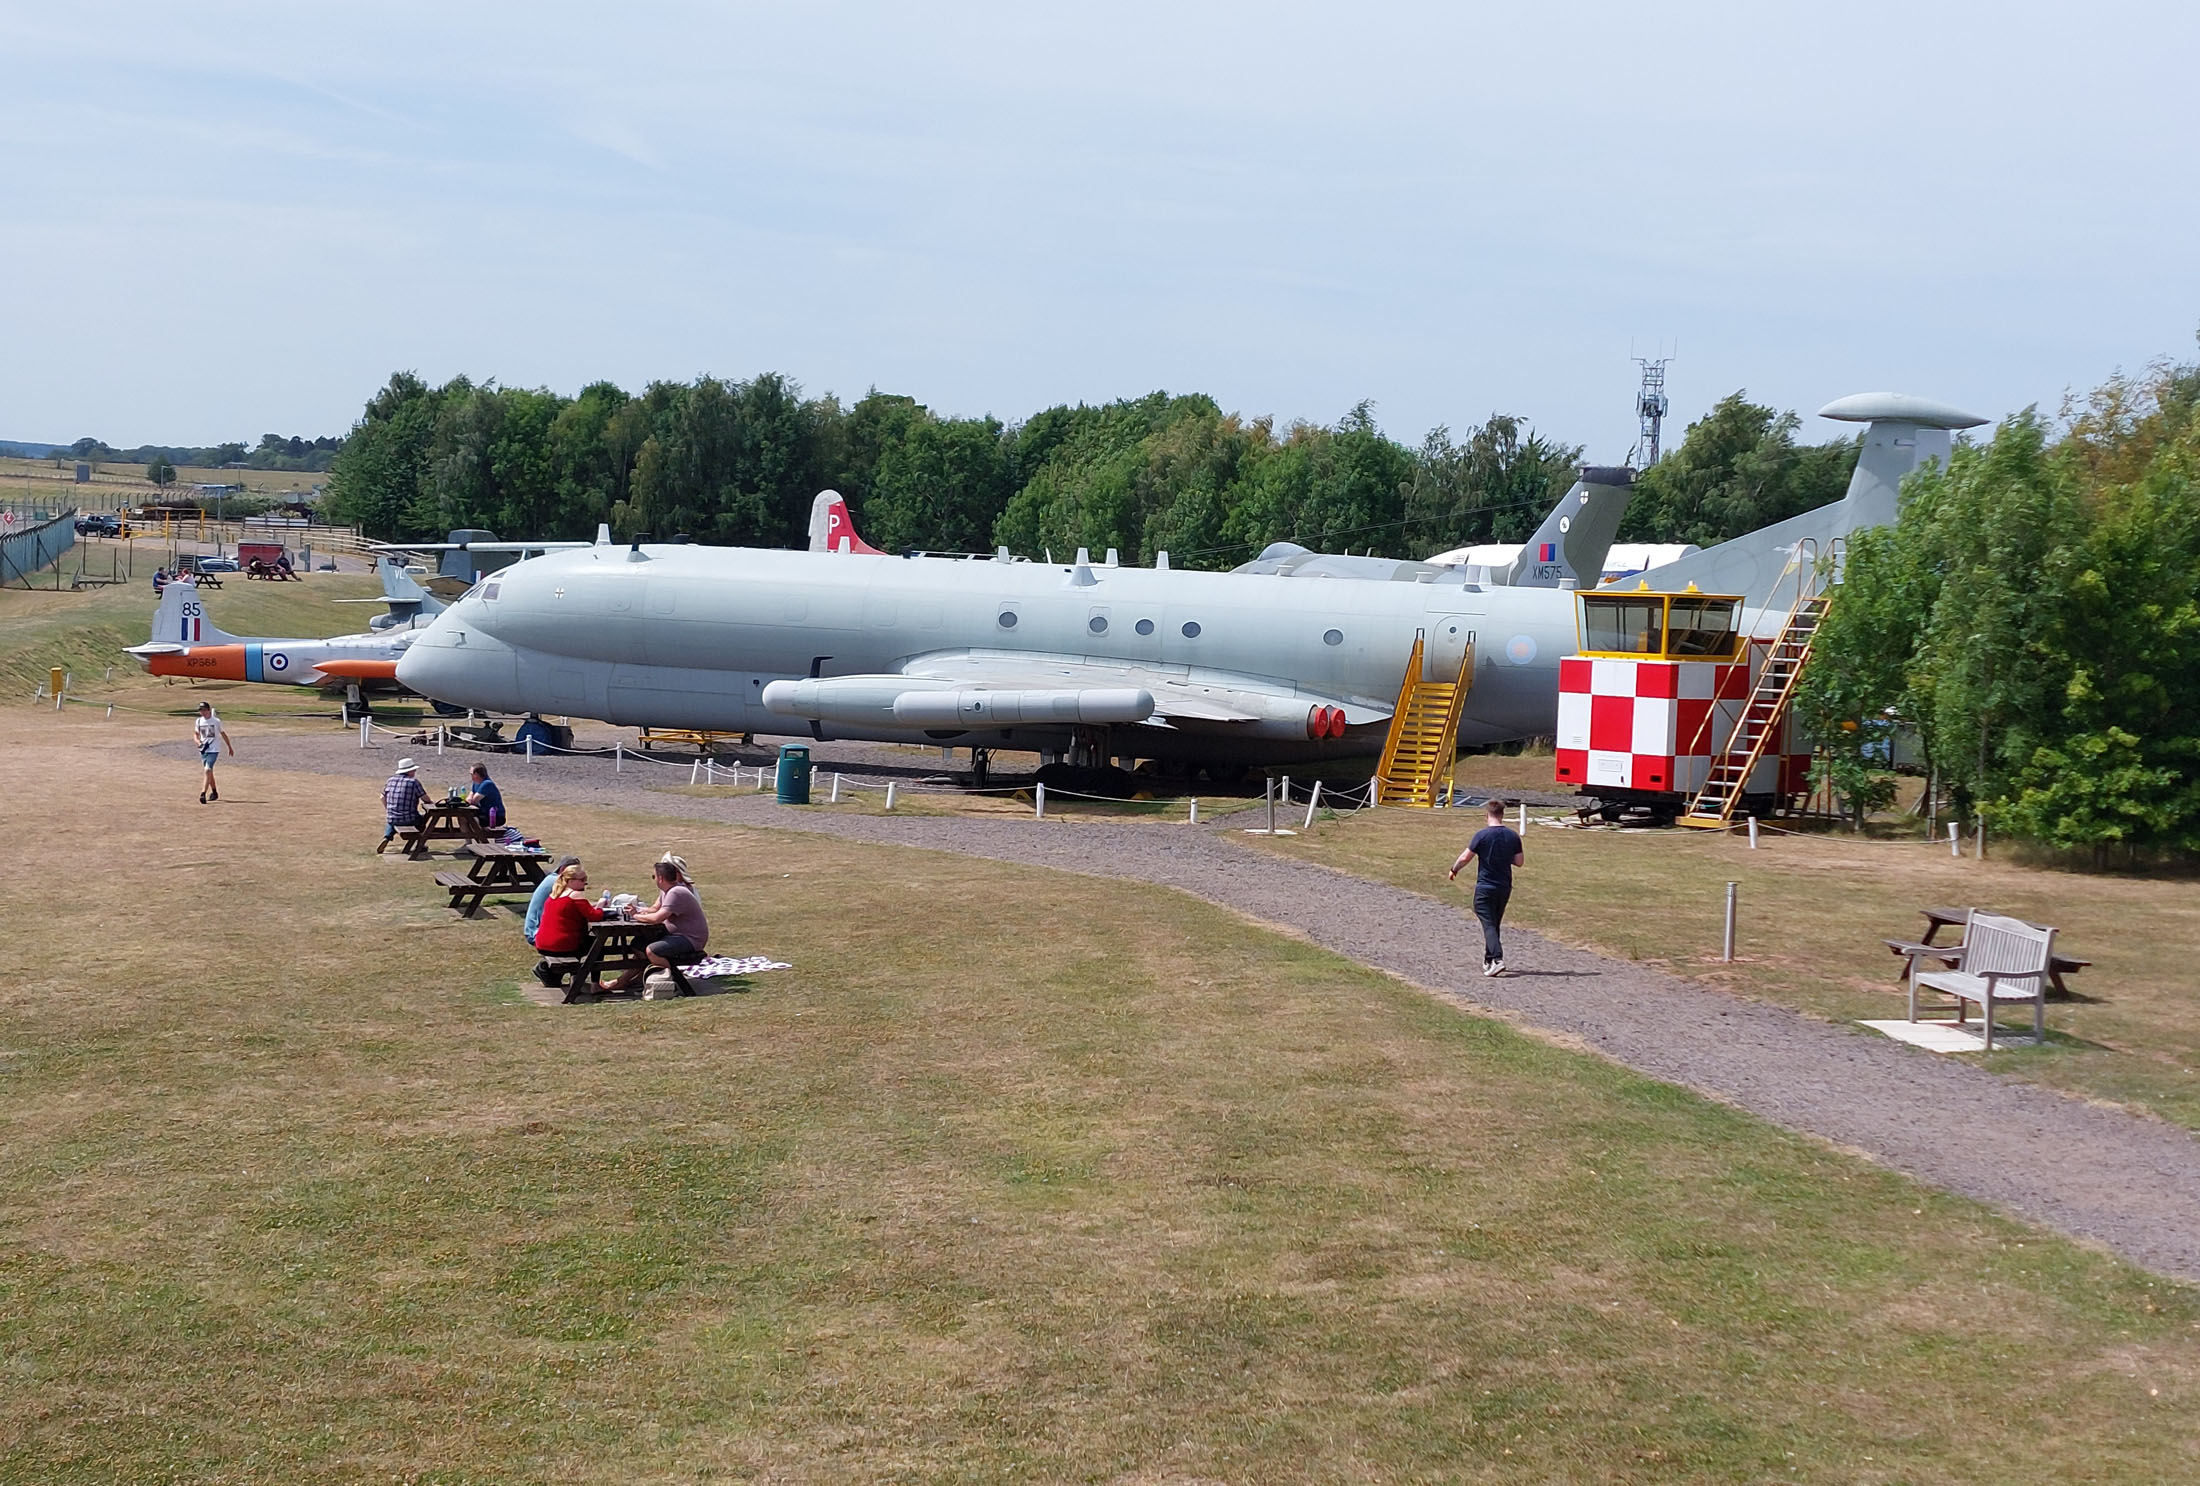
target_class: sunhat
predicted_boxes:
[396,757,419,774]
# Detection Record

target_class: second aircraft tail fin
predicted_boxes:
[148,578,242,647]
[807,490,884,555]
[1503,465,1635,588]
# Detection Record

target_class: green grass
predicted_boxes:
[1255,804,2200,1129]
[3,708,2200,1480]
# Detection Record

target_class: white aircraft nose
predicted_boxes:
[395,619,523,712]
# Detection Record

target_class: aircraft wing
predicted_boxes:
[762,649,1390,737]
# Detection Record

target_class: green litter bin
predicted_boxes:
[775,743,813,804]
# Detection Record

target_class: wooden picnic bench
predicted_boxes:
[399,801,486,859]
[539,918,695,1004]
[1898,909,2056,1050]
[1883,905,2090,997]
[435,841,549,917]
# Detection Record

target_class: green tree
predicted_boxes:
[145,456,176,488]
[1623,393,1857,546]
[1404,414,1581,552]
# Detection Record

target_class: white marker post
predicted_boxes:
[830,772,842,804]
[1722,882,1738,962]
[526,735,536,764]
[1518,800,1527,834]
[436,724,445,757]
[615,743,623,774]
[884,781,897,812]
[689,759,701,786]
[704,759,715,787]
[1188,797,1200,825]
[1948,821,1960,858]
[358,716,370,749]
[1035,782,1047,820]
[1747,815,1759,849]
[1302,780,1323,831]
[1280,776,1291,807]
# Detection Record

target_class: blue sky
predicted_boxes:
[5,1,2195,460]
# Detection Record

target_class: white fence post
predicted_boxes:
[830,772,842,804]
[1518,800,1527,834]
[1747,815,1759,849]
[704,759,715,787]
[1948,822,1960,858]
[1188,797,1199,824]
[1722,882,1738,962]
[1302,781,1322,831]
[615,743,623,774]
[1035,782,1046,820]
[526,735,536,764]
[1280,775,1291,807]
[436,724,445,756]
[689,759,701,786]
[884,781,897,811]
[358,716,370,749]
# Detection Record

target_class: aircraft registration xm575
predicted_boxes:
[395,393,1985,772]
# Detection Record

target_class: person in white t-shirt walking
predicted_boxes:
[193,701,233,804]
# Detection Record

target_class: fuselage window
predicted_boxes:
[1181,621,1202,639]
[1322,628,1342,646]
[998,610,1018,629]
[1088,615,1108,635]
[1135,618,1155,636]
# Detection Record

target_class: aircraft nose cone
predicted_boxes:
[395,618,522,712]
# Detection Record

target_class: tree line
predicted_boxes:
[59,433,344,473]
[1801,351,2200,860]
[320,370,1854,569]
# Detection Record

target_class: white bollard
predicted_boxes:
[1303,780,1322,831]
[1747,815,1759,849]
[884,781,897,811]
[1948,821,1961,858]
[1035,782,1046,820]
[526,735,536,764]
[690,759,701,786]
[1722,881,1738,962]
[1280,776,1291,807]
[1518,800,1527,834]
[436,724,445,756]
[105,704,114,719]
[1188,797,1199,825]
[705,759,716,787]
[757,766,767,792]
[615,743,623,774]
[358,716,370,749]
[830,772,842,804]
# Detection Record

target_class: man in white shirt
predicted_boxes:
[193,701,233,804]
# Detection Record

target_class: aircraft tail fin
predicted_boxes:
[808,490,883,555]
[1504,465,1634,588]
[148,578,241,647]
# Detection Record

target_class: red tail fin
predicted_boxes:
[808,490,883,555]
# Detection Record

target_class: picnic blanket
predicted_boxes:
[689,955,792,979]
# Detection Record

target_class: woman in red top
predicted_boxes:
[534,864,605,956]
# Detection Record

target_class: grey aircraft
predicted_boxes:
[394,393,1982,774]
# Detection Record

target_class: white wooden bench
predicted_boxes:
[1901,910,2055,1050]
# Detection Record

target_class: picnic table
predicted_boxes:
[399,801,487,859]
[1884,905,2091,998]
[540,919,694,1004]
[435,841,549,917]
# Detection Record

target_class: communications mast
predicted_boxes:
[1631,356,1672,468]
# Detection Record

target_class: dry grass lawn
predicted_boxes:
[2,704,2199,1481]
[1260,805,2200,1128]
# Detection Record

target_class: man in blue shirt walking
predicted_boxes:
[1449,799,1525,976]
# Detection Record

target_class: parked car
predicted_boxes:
[74,514,122,537]
[195,555,240,573]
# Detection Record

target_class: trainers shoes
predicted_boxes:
[1488,959,1505,977]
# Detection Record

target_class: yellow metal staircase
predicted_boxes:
[1678,587,1831,829]
[1374,630,1475,806]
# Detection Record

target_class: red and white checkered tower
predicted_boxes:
[1555,589,1808,815]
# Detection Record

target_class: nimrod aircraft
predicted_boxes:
[395,393,1984,775]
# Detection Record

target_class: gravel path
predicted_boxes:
[193,730,2200,1282]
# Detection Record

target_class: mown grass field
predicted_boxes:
[4,703,2200,1480]
[1258,804,2200,1130]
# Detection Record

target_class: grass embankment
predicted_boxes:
[1257,804,2200,1127]
[2,707,2199,1480]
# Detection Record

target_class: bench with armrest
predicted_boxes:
[1882,905,2091,996]
[1899,910,2055,1050]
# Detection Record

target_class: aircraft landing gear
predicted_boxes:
[969,747,992,788]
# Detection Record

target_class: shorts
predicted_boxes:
[199,747,220,768]
[650,934,703,965]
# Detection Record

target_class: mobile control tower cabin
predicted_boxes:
[1554,588,1810,825]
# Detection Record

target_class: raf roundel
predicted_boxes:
[267,652,289,672]
[1506,634,1537,666]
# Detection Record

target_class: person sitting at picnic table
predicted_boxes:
[523,854,581,948]
[532,864,609,993]
[466,763,506,829]
[376,757,429,854]
[607,859,710,991]
[152,567,168,594]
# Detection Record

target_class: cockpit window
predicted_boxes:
[481,582,501,602]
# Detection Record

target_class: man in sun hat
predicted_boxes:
[377,757,429,854]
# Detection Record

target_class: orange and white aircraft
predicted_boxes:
[126,578,420,686]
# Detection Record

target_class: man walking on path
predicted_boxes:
[378,758,429,854]
[192,702,232,805]
[1449,799,1524,976]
